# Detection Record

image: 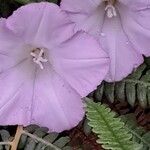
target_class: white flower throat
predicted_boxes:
[104,0,117,18]
[30,48,48,69]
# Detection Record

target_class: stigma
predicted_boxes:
[30,48,48,69]
[105,0,117,18]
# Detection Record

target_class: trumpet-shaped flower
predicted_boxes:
[61,0,150,81]
[0,2,109,132]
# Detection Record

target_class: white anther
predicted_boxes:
[30,48,48,69]
[105,4,117,18]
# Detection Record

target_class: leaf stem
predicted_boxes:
[11,126,24,150]
[22,130,61,150]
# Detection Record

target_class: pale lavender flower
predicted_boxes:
[61,0,150,82]
[0,2,109,132]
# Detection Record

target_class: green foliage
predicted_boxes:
[14,0,31,4]
[0,0,20,18]
[14,0,58,4]
[121,114,150,150]
[86,100,142,150]
[94,63,150,108]
[0,125,72,150]
[0,0,59,18]
[0,129,11,150]
[18,125,71,150]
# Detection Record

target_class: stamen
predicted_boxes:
[30,48,48,69]
[105,4,117,18]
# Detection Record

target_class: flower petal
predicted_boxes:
[118,3,150,56]
[61,0,148,81]
[31,66,84,132]
[100,16,143,81]
[61,0,102,13]
[6,2,75,48]
[61,0,105,35]
[119,0,150,10]
[52,32,109,97]
[0,60,84,132]
[0,19,27,70]
[0,60,35,125]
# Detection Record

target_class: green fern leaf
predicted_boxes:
[86,100,142,150]
[0,125,71,150]
[18,125,71,150]
[121,114,150,149]
[94,63,150,108]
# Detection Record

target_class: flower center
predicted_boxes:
[30,48,48,69]
[104,0,117,18]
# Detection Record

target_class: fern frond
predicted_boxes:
[18,125,71,150]
[121,114,150,149]
[0,125,71,150]
[86,100,142,150]
[94,63,150,108]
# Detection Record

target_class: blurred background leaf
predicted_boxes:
[92,60,150,108]
[0,0,59,18]
[14,0,58,4]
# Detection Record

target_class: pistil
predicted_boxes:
[105,0,117,18]
[30,48,48,69]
